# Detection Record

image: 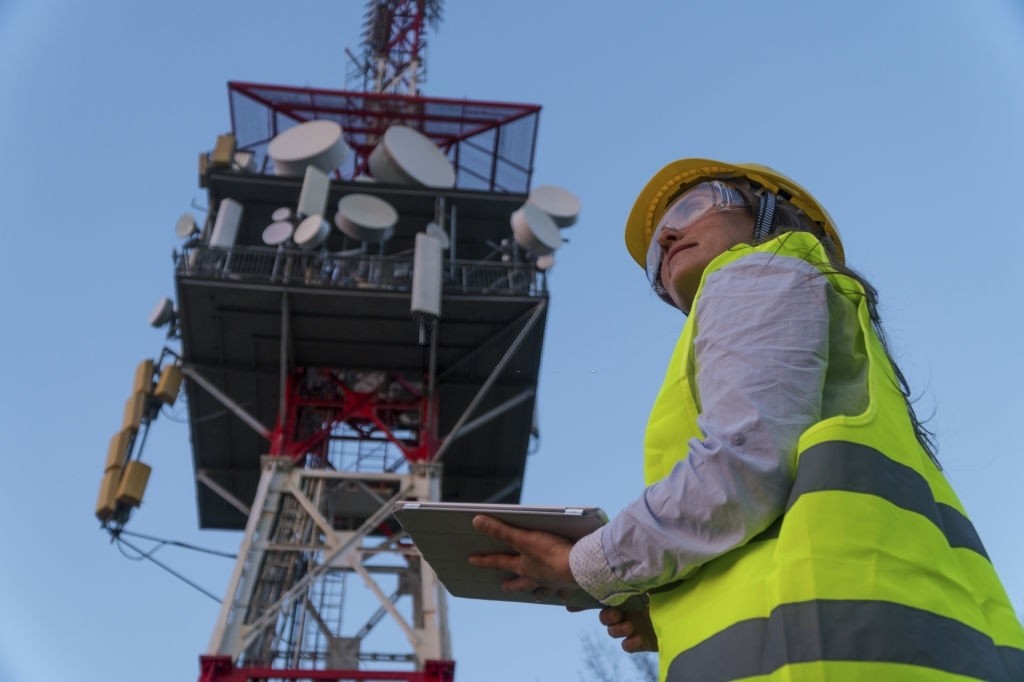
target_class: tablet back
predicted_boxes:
[393,501,608,608]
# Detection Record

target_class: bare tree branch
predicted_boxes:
[578,631,657,682]
[630,650,658,681]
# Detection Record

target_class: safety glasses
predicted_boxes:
[646,180,748,291]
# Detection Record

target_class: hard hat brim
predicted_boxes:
[624,158,843,267]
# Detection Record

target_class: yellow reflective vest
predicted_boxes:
[643,232,1024,681]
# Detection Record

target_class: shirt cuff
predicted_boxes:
[569,528,643,607]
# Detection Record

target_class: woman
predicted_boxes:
[469,159,1024,681]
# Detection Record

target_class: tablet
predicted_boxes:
[393,501,609,609]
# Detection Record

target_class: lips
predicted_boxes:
[666,242,695,261]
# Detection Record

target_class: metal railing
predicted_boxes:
[175,245,547,297]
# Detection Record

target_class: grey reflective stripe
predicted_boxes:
[667,600,1024,682]
[789,441,989,560]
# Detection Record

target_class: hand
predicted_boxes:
[600,605,658,653]
[467,515,578,596]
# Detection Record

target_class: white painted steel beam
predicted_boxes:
[196,469,251,518]
[182,365,272,440]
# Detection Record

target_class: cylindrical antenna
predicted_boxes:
[297,166,331,218]
[412,232,443,322]
[210,198,243,249]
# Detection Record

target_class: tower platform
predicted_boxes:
[177,170,549,529]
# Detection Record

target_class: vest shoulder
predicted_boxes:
[698,247,831,311]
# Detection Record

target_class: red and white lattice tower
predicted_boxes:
[124,2,559,680]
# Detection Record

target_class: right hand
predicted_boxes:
[599,604,658,653]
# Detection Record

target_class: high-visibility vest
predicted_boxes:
[643,231,1024,681]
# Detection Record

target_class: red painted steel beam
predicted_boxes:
[268,369,437,466]
[199,656,455,682]
[229,81,541,115]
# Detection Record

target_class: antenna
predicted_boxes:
[334,193,398,242]
[293,214,330,250]
[411,232,443,319]
[355,0,445,95]
[527,185,581,228]
[425,221,450,249]
[261,221,294,246]
[368,125,456,188]
[296,166,331,218]
[209,198,243,249]
[510,203,562,256]
[148,298,176,328]
[267,120,350,177]
[174,213,198,239]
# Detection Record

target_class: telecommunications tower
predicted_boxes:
[95,2,580,681]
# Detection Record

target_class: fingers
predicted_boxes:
[600,607,633,639]
[621,634,646,654]
[467,552,517,571]
[469,514,577,589]
[530,586,552,601]
[467,516,520,572]
[599,607,625,626]
[500,576,538,593]
[600,606,657,653]
[472,515,556,554]
[607,619,634,639]
[472,515,520,544]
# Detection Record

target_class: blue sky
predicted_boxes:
[2,2,1023,681]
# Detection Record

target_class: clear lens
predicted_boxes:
[645,181,747,290]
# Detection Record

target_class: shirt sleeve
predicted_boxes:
[569,252,830,605]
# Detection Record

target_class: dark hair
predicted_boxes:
[723,177,940,466]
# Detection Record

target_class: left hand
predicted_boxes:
[600,605,658,653]
[468,515,578,597]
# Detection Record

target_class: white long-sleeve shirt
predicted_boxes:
[569,251,858,604]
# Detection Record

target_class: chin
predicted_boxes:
[662,279,695,313]
[664,291,690,313]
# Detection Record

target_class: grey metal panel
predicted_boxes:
[177,282,547,529]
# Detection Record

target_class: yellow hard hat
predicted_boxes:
[624,158,844,268]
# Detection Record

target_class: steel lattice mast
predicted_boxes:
[350,0,444,95]
[99,2,559,680]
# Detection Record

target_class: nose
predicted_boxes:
[656,226,681,250]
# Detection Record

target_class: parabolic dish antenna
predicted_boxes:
[149,297,176,327]
[536,253,556,271]
[262,221,294,246]
[368,125,456,188]
[510,203,562,255]
[527,185,581,228]
[335,193,399,243]
[268,120,350,176]
[294,214,330,250]
[271,206,293,222]
[174,213,198,239]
